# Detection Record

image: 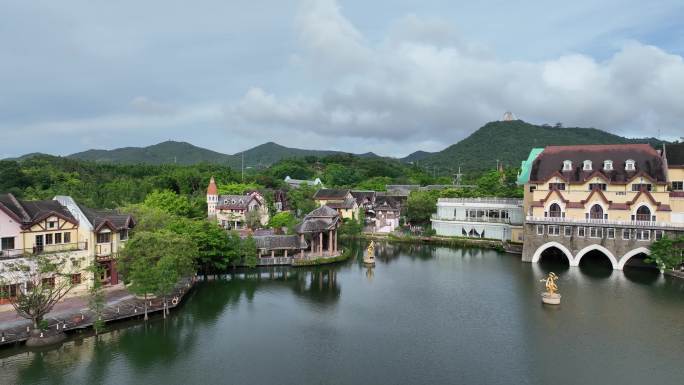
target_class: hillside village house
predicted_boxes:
[313,189,359,220]
[518,144,684,269]
[206,177,269,229]
[372,197,401,233]
[284,176,324,189]
[431,198,524,241]
[1,194,134,304]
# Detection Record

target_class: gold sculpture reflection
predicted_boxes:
[367,241,375,257]
[365,265,374,281]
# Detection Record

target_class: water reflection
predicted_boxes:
[1,240,683,385]
[623,266,660,285]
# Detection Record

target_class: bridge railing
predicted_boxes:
[525,216,684,229]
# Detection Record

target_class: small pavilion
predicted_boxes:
[295,206,341,257]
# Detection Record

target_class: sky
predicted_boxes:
[1,0,683,159]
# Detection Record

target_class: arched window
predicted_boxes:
[636,206,651,221]
[549,203,562,218]
[589,204,604,220]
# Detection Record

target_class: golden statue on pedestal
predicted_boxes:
[363,241,376,266]
[540,272,561,305]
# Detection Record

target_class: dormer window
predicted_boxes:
[562,160,572,171]
[603,160,613,171]
[625,159,635,171]
[583,160,592,171]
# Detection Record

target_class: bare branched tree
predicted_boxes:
[0,253,78,331]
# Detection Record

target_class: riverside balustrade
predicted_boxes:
[525,216,684,229]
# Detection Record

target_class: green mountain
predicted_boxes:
[402,150,433,163]
[6,121,664,173]
[239,142,344,168]
[2,152,54,162]
[402,120,666,172]
[66,140,362,168]
[69,141,235,165]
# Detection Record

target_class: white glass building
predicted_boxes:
[431,198,524,241]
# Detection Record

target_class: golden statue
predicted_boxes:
[540,272,561,304]
[540,272,559,294]
[363,241,376,265]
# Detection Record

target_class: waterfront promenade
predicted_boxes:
[0,278,195,347]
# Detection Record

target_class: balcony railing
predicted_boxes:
[525,216,684,229]
[431,215,512,224]
[0,242,88,260]
[96,243,113,257]
[437,197,523,206]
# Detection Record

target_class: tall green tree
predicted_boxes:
[268,211,297,234]
[406,190,439,224]
[166,218,241,272]
[645,235,684,271]
[241,236,258,268]
[118,231,197,320]
[87,262,106,335]
[143,190,195,218]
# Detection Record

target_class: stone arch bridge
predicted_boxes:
[521,218,684,270]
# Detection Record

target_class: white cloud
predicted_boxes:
[1,0,683,158]
[223,1,684,155]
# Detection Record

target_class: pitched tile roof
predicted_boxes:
[665,143,684,167]
[207,176,218,195]
[313,189,350,200]
[0,193,77,227]
[325,198,357,210]
[295,205,341,233]
[217,195,253,210]
[529,144,666,184]
[254,235,307,250]
[77,203,134,231]
[350,190,376,204]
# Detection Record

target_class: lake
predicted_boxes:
[1,241,683,385]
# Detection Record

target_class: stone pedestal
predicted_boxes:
[541,292,561,305]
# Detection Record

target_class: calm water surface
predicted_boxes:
[1,241,683,385]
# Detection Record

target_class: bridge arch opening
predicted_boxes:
[577,248,615,277]
[618,247,653,270]
[533,243,572,273]
[623,251,660,284]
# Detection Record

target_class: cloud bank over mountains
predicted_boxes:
[1,0,683,158]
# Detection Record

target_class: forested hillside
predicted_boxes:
[68,141,362,169]
[404,120,664,172]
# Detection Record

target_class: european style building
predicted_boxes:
[206,177,269,229]
[518,143,684,269]
[1,194,134,303]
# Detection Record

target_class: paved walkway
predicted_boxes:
[0,285,133,329]
[0,278,195,346]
